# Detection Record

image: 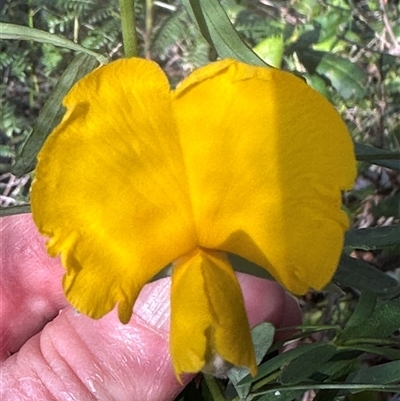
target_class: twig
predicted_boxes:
[379,0,400,56]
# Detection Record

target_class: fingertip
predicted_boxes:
[236,272,287,328]
[274,292,302,342]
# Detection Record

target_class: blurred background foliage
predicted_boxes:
[1,0,399,400]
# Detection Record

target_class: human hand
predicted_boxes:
[1,214,301,401]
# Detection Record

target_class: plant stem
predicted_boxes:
[254,383,400,395]
[144,0,153,58]
[119,0,137,57]
[203,374,227,401]
[28,0,35,109]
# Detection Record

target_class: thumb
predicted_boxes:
[2,274,300,401]
[1,277,189,401]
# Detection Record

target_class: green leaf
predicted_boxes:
[12,53,99,176]
[334,254,397,295]
[0,204,31,217]
[297,49,366,100]
[253,36,284,68]
[345,226,400,251]
[344,345,400,360]
[350,361,400,385]
[281,343,337,385]
[305,73,331,98]
[181,0,267,66]
[254,383,400,396]
[0,23,108,65]
[355,143,400,171]
[228,323,275,399]
[238,342,327,386]
[338,297,400,343]
[317,350,359,380]
[228,253,274,280]
[256,389,305,401]
[344,292,377,330]
[315,53,366,100]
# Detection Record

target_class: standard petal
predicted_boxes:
[172,60,356,294]
[31,58,197,323]
[170,249,256,378]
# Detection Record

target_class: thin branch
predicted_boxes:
[379,0,400,55]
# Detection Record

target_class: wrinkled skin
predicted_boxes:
[0,214,301,401]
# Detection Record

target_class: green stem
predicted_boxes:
[342,338,400,347]
[275,324,340,332]
[254,383,400,395]
[252,370,282,391]
[119,0,137,57]
[0,204,31,217]
[203,374,227,401]
[28,0,34,109]
[28,0,34,29]
[144,0,153,58]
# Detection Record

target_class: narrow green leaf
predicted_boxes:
[0,23,108,64]
[281,344,337,385]
[238,342,326,386]
[12,53,99,176]
[256,389,305,401]
[228,323,275,399]
[344,345,400,360]
[254,383,400,395]
[355,143,400,171]
[334,254,397,295]
[338,297,400,343]
[345,225,400,251]
[350,361,400,384]
[181,0,267,66]
[0,204,31,217]
[317,352,359,380]
[228,253,274,280]
[315,52,366,100]
[344,292,377,329]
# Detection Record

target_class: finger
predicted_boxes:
[0,215,67,361]
[1,278,189,401]
[275,292,302,342]
[236,272,301,341]
[236,272,287,328]
[1,274,298,401]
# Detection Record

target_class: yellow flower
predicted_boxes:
[31,58,356,378]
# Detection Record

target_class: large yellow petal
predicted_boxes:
[173,59,356,294]
[170,249,256,378]
[31,58,197,323]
